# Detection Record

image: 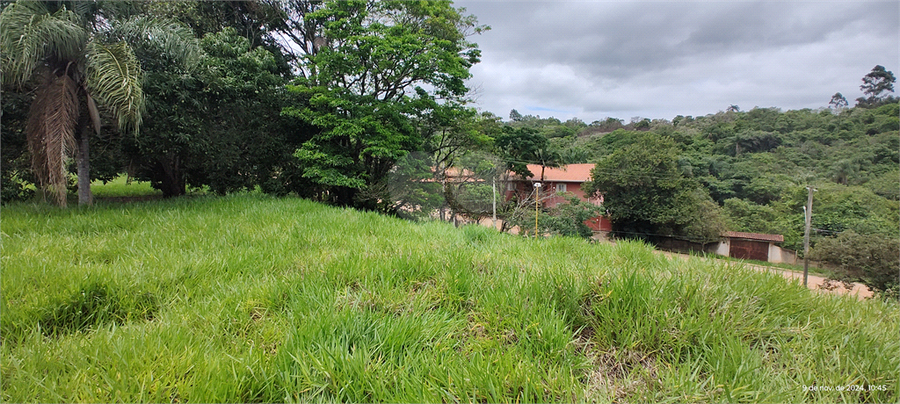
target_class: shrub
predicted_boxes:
[505,196,602,239]
[812,230,899,299]
[545,197,603,238]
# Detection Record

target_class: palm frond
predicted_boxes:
[1,1,49,86]
[85,40,144,134]
[26,74,51,193]
[43,5,88,63]
[26,73,79,207]
[73,1,139,32]
[1,1,87,88]
[85,90,101,135]
[71,1,100,23]
[112,15,201,71]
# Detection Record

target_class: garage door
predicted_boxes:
[730,239,768,261]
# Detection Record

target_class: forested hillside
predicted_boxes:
[526,102,899,240]
[503,100,899,295]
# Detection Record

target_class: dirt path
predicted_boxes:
[661,251,874,300]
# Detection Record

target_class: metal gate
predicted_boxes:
[730,239,769,261]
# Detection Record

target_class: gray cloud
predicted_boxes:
[456,0,900,121]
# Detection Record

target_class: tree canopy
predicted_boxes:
[122,25,294,197]
[860,65,896,100]
[281,0,484,209]
[856,65,897,107]
[583,134,726,244]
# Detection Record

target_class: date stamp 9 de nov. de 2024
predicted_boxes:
[803,384,888,393]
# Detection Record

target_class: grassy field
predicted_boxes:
[90,176,162,199]
[1,191,898,403]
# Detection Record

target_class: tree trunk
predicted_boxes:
[330,186,354,207]
[75,119,93,206]
[158,155,186,198]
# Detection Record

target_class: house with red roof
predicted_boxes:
[500,164,794,262]
[505,163,612,232]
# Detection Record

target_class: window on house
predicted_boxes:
[556,183,567,193]
[507,182,516,191]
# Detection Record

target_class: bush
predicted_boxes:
[1,169,35,203]
[506,196,602,239]
[545,197,603,238]
[811,230,899,299]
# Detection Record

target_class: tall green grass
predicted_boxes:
[2,193,897,402]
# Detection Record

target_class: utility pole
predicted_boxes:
[534,183,542,237]
[803,186,816,287]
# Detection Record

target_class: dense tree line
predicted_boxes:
[459,66,897,296]
[1,0,297,201]
[2,0,485,206]
[505,66,899,295]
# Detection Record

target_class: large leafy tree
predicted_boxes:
[107,2,302,198]
[1,1,144,206]
[281,0,484,209]
[860,65,895,100]
[584,134,726,244]
[123,26,296,197]
[144,0,292,77]
[829,92,849,110]
[857,65,897,107]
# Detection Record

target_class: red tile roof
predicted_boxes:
[523,164,594,182]
[725,231,784,243]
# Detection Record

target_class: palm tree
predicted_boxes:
[1,1,197,206]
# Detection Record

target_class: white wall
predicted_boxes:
[713,240,730,256]
[710,240,796,265]
[768,244,798,265]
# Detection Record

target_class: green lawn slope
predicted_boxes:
[1,193,897,403]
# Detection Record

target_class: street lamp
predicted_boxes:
[534,182,542,237]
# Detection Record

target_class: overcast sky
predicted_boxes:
[454,0,899,123]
